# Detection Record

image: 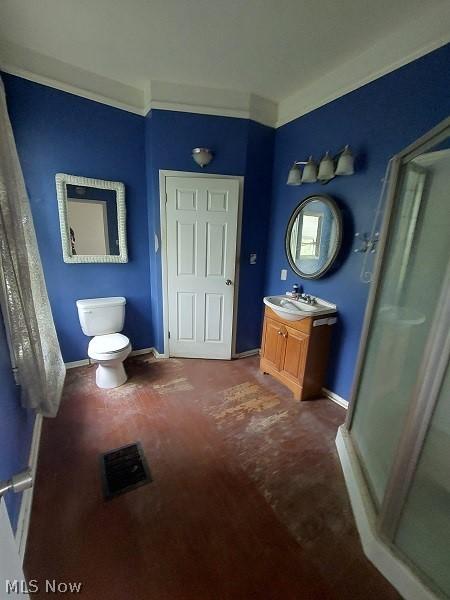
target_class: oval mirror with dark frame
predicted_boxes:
[285,194,342,279]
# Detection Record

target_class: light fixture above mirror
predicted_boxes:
[287,145,355,185]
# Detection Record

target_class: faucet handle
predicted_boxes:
[300,293,316,305]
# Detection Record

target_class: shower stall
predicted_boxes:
[337,117,450,600]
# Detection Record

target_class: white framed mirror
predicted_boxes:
[55,173,128,263]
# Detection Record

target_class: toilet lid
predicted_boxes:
[89,333,130,354]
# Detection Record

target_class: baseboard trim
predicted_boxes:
[65,347,156,368]
[232,348,260,359]
[65,358,90,369]
[65,346,260,364]
[336,426,438,600]
[15,413,43,562]
[130,347,154,357]
[322,387,349,409]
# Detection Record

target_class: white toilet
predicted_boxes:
[76,297,132,389]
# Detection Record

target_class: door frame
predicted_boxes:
[159,170,244,359]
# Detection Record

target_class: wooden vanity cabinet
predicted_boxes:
[260,306,334,400]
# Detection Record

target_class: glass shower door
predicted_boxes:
[350,146,450,506]
[394,365,450,597]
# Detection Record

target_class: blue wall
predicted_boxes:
[4,76,274,364]
[0,310,35,531]
[238,120,275,351]
[266,43,450,400]
[3,75,153,362]
[3,43,449,386]
[145,109,274,354]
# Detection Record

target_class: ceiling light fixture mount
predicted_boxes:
[192,147,213,168]
[287,145,355,185]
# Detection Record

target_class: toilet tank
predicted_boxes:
[76,297,126,336]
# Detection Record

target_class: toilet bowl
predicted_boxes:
[88,333,131,389]
[76,297,131,389]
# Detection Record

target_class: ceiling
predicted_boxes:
[1,0,449,125]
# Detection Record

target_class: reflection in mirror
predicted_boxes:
[66,185,119,256]
[56,174,127,263]
[286,195,342,279]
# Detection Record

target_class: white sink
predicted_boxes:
[263,295,337,321]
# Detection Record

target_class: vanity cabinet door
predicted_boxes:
[262,317,286,371]
[280,326,309,384]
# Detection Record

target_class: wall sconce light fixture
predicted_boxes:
[287,145,355,185]
[192,147,213,168]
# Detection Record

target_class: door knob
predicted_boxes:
[225,279,233,286]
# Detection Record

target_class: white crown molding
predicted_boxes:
[146,80,277,127]
[1,7,449,130]
[277,6,450,127]
[2,64,145,116]
[0,40,145,115]
[0,41,277,126]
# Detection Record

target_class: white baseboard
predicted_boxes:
[232,348,260,359]
[15,413,43,562]
[322,387,349,409]
[65,346,262,365]
[65,357,90,369]
[65,347,156,368]
[130,347,154,357]
[336,426,437,600]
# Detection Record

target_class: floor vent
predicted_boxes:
[101,442,152,500]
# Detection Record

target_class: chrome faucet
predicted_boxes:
[300,293,316,305]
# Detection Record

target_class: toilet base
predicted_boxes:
[95,361,128,389]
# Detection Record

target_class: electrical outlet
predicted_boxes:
[281,269,287,280]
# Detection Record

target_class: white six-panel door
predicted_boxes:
[166,176,239,359]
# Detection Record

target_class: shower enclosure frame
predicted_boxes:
[340,116,450,595]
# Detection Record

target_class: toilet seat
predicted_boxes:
[88,333,130,359]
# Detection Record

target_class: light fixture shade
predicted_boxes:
[335,145,354,176]
[301,156,317,183]
[192,147,213,167]
[286,163,302,185]
[318,152,335,182]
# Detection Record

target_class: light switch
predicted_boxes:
[250,253,257,265]
[281,269,287,280]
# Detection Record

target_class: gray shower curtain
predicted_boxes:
[0,76,65,417]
